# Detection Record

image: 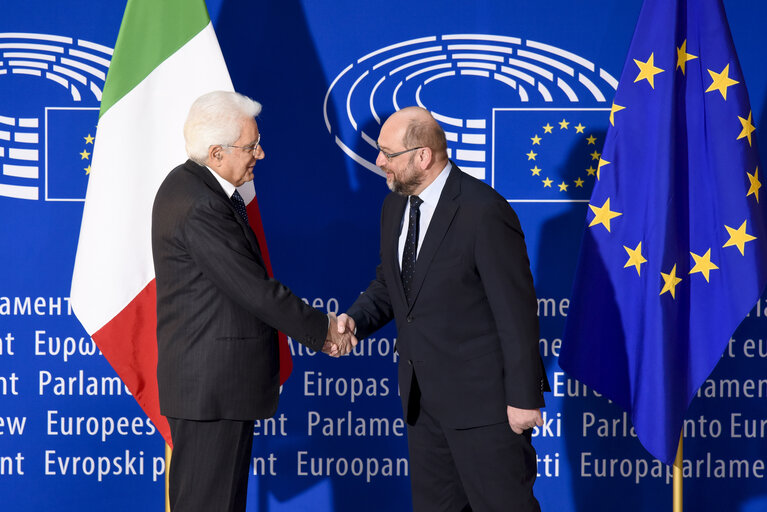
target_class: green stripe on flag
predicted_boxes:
[100,0,211,117]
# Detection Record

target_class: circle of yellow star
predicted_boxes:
[689,249,719,282]
[676,40,698,75]
[559,119,570,130]
[84,165,92,175]
[737,111,755,147]
[531,134,542,145]
[531,166,542,176]
[575,123,585,133]
[80,150,91,160]
[84,134,95,144]
[543,123,553,134]
[590,150,601,161]
[660,264,683,299]
[623,241,647,276]
[542,177,553,188]
[588,198,622,232]
[706,64,739,100]
[723,220,756,256]
[526,150,537,160]
[586,135,597,145]
[586,166,596,176]
[574,177,585,188]
[747,167,761,203]
[634,53,665,89]
[558,181,568,192]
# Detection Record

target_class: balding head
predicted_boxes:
[376,107,450,196]
[387,107,448,161]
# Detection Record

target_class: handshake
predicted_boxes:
[322,313,358,357]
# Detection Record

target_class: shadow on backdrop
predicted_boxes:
[213,1,407,511]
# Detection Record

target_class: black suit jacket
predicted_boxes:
[152,160,327,421]
[348,165,549,429]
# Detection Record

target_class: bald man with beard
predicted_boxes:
[338,107,549,512]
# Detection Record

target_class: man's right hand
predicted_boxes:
[336,313,356,339]
[322,313,357,357]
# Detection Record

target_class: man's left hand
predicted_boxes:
[506,405,543,434]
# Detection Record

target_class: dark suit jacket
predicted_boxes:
[348,165,549,429]
[152,160,327,422]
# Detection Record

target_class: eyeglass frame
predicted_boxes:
[376,142,423,161]
[221,133,261,154]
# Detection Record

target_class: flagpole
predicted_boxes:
[165,443,172,512]
[673,433,683,512]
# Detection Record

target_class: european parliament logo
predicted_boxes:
[324,34,616,202]
[0,32,112,202]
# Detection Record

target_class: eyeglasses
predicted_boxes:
[376,142,423,161]
[222,134,261,154]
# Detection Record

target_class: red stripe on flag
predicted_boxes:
[93,199,292,449]
[92,280,172,446]
[246,195,293,385]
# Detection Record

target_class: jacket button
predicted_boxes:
[407,315,413,322]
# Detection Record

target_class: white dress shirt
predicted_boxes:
[398,161,452,268]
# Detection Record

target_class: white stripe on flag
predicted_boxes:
[71,23,233,334]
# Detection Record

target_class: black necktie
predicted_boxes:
[401,195,423,302]
[231,190,249,224]
[230,189,264,254]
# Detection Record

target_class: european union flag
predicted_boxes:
[560,0,767,465]
[492,108,609,201]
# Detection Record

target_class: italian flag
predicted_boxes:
[70,0,291,445]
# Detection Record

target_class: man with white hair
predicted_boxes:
[151,91,353,512]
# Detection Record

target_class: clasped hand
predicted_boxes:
[322,313,358,357]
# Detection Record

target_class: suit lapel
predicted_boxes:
[185,160,265,266]
[406,167,461,312]
[231,200,265,264]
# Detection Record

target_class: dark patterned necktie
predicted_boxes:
[230,189,263,254]
[401,195,423,302]
[231,190,249,224]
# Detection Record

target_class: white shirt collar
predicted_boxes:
[417,161,451,206]
[205,164,236,198]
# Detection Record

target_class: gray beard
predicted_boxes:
[386,159,422,196]
[387,175,421,196]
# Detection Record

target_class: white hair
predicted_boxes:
[184,91,262,164]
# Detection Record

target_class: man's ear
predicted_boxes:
[207,145,222,166]
[418,147,433,169]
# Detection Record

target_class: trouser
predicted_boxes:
[407,405,541,512]
[167,417,254,512]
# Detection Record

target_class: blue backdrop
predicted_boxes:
[1,1,766,510]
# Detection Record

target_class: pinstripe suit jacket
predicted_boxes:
[152,160,327,421]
